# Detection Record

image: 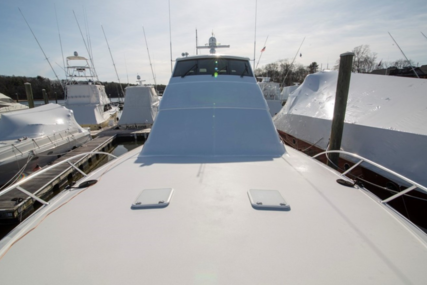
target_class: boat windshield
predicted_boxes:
[173,58,253,78]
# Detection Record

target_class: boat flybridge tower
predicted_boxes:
[65,51,99,84]
[197,33,230,54]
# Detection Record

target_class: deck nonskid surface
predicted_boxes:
[0,147,426,284]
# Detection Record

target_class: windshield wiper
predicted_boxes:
[240,64,249,77]
[181,64,198,78]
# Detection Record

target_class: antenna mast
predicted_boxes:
[73,10,100,82]
[18,8,64,92]
[253,0,258,68]
[168,0,173,73]
[388,32,419,79]
[101,25,124,97]
[124,55,130,86]
[143,26,158,93]
[196,28,198,55]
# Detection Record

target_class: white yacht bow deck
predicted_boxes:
[0,55,427,284]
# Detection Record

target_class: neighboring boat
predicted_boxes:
[257,77,283,117]
[274,70,427,228]
[0,93,28,117]
[0,103,91,187]
[1,39,427,284]
[274,70,427,188]
[280,84,299,103]
[118,76,159,128]
[64,52,119,130]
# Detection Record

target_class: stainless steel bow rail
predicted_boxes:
[0,152,117,221]
[313,150,427,204]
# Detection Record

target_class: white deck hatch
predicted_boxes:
[131,188,174,209]
[248,189,290,211]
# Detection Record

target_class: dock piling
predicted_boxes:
[42,89,49,104]
[24,82,34,108]
[327,52,354,169]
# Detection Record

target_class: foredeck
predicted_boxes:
[0,146,426,284]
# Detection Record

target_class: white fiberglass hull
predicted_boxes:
[67,104,119,130]
[65,84,119,130]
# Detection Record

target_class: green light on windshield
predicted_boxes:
[214,72,218,78]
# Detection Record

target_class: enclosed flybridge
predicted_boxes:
[64,52,119,130]
[0,42,427,284]
[118,76,159,128]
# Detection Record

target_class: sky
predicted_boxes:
[1,0,426,85]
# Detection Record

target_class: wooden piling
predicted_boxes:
[24,83,34,108]
[42,89,49,104]
[327,52,354,169]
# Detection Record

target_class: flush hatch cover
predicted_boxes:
[132,188,174,209]
[248,189,290,211]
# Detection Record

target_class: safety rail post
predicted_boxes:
[382,185,417,204]
[16,186,49,205]
[328,52,354,169]
[67,161,88,177]
[313,150,427,197]
[341,159,364,176]
[0,152,117,202]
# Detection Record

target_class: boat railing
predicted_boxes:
[0,152,117,207]
[313,150,427,204]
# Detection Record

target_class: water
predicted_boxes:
[112,140,142,157]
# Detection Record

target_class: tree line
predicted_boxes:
[255,45,417,86]
[0,75,166,101]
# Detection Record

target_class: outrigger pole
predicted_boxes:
[388,32,419,79]
[19,8,65,93]
[54,4,66,80]
[142,26,158,93]
[101,25,124,98]
[73,10,100,83]
[256,35,268,70]
[280,37,305,88]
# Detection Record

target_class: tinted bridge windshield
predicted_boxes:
[173,58,253,78]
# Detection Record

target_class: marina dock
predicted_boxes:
[0,127,150,223]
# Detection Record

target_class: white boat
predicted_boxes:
[0,93,28,117]
[280,84,299,102]
[1,41,427,284]
[257,77,283,117]
[65,52,119,130]
[0,104,91,187]
[274,71,427,189]
[118,76,159,128]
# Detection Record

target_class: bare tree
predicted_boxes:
[335,45,377,73]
